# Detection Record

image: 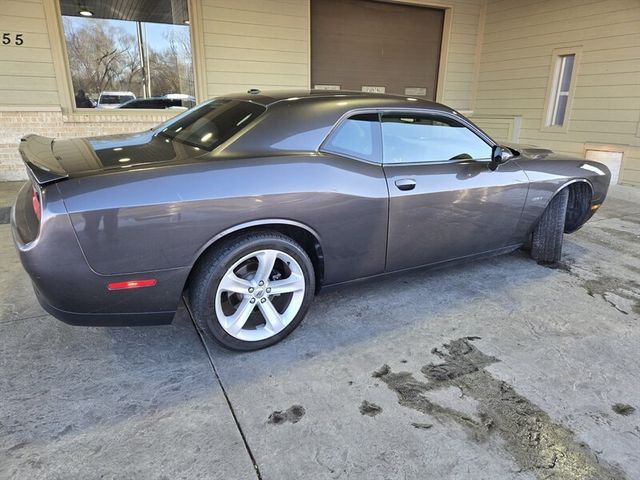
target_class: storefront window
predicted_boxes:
[59,0,195,110]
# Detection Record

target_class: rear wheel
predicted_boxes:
[189,232,315,351]
[530,188,569,264]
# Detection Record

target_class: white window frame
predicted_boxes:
[542,47,581,132]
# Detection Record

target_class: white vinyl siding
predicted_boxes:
[200,0,310,96]
[440,0,484,110]
[473,0,640,185]
[0,0,59,107]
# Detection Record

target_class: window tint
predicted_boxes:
[381,115,491,164]
[157,99,265,150]
[324,113,380,162]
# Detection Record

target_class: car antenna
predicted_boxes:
[247,88,261,95]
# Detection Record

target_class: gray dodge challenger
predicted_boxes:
[12,90,610,350]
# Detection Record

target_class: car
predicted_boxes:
[118,96,196,110]
[163,93,197,103]
[12,90,610,350]
[97,91,136,109]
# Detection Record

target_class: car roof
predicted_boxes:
[213,90,467,157]
[100,91,135,96]
[128,97,167,101]
[219,89,455,114]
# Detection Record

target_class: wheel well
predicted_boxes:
[184,224,325,295]
[564,181,593,233]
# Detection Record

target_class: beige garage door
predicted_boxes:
[311,0,444,100]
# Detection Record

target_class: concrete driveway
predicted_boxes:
[1,182,638,480]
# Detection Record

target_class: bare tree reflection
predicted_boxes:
[63,17,194,102]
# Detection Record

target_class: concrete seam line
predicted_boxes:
[182,297,263,480]
[0,314,53,324]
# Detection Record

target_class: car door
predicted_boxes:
[382,111,529,272]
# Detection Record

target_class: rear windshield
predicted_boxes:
[100,95,134,104]
[156,99,266,150]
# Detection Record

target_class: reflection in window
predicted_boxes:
[381,115,492,164]
[59,0,194,110]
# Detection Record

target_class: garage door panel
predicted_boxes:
[311,0,444,99]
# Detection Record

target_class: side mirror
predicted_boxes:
[489,145,514,171]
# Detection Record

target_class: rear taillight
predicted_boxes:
[31,187,41,221]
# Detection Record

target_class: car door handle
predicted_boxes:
[394,178,416,191]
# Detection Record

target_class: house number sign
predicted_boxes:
[2,33,24,45]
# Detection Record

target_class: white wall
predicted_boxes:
[473,0,640,185]
[0,0,59,107]
[199,0,310,96]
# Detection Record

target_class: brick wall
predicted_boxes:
[0,110,175,180]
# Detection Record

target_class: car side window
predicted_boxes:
[324,113,381,163]
[381,114,492,164]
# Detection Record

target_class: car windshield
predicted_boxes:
[156,99,266,150]
[101,95,134,104]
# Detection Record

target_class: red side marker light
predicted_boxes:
[107,279,157,291]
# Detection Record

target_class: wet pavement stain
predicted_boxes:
[376,338,626,480]
[582,276,640,316]
[611,404,635,416]
[534,250,639,316]
[267,405,306,425]
[537,260,573,273]
[372,364,391,378]
[359,400,383,417]
[411,422,433,430]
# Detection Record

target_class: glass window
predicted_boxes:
[59,0,194,109]
[547,54,575,126]
[381,115,492,164]
[324,113,380,162]
[157,100,266,150]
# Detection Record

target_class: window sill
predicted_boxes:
[540,124,569,134]
[62,108,180,124]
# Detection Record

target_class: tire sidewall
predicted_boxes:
[195,234,315,351]
[531,188,569,264]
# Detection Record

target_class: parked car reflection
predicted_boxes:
[118,95,196,110]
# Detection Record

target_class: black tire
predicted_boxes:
[530,188,569,264]
[189,231,315,351]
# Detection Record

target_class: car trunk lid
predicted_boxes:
[20,131,205,183]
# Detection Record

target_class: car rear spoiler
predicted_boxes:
[19,134,69,186]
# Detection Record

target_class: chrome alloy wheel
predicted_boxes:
[215,249,306,341]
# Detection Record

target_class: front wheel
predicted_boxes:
[189,232,315,351]
[530,188,569,264]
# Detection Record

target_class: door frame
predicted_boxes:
[307,0,454,103]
